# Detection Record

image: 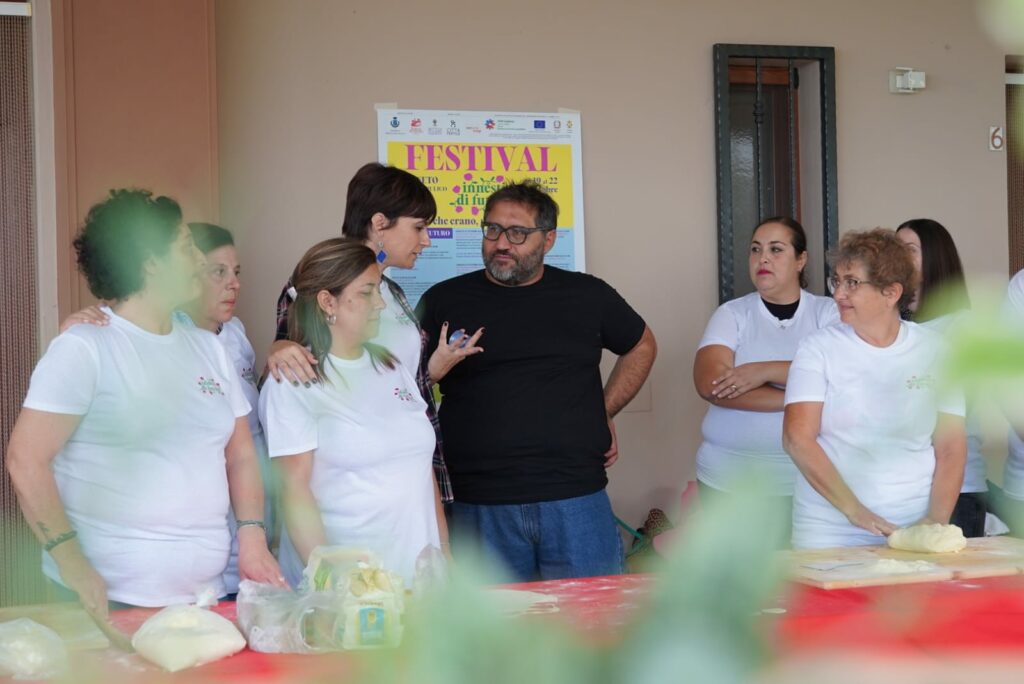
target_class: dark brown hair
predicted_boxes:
[896,218,970,321]
[342,163,437,240]
[287,238,395,382]
[73,188,182,300]
[188,222,234,254]
[829,228,919,311]
[483,180,559,230]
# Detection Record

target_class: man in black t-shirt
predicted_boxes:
[416,181,657,581]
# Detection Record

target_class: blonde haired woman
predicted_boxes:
[260,239,446,586]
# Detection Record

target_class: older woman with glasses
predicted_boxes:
[783,229,967,548]
[177,223,278,594]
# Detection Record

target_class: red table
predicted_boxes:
[776,575,1024,654]
[61,574,1024,681]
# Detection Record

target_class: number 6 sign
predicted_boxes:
[991,126,1005,151]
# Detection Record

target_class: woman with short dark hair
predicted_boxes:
[268,163,451,382]
[266,163,482,507]
[59,220,280,594]
[784,228,967,548]
[6,189,283,615]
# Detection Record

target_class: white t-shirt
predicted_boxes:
[259,350,439,587]
[174,313,262,439]
[696,290,839,495]
[213,316,272,593]
[785,322,965,549]
[378,279,423,372]
[218,317,262,439]
[1007,268,1024,316]
[1008,431,1024,499]
[919,312,987,493]
[23,307,250,606]
[1003,269,1024,498]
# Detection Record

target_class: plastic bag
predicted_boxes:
[0,618,69,680]
[340,562,405,649]
[413,545,448,596]
[238,545,407,652]
[301,546,378,593]
[131,604,246,672]
[236,580,343,653]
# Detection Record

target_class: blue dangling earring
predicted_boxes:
[376,240,387,264]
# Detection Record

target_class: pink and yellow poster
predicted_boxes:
[377,109,585,306]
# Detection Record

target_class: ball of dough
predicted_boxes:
[0,618,68,679]
[864,559,940,575]
[131,605,246,672]
[887,523,967,553]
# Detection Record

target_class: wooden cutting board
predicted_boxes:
[0,603,110,650]
[786,536,1024,589]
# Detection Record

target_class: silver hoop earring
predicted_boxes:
[327,313,337,325]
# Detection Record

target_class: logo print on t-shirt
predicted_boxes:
[905,374,935,390]
[198,376,225,396]
[242,367,257,388]
[394,387,413,402]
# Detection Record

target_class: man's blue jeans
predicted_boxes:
[450,489,624,582]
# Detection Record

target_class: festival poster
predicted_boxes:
[376,108,585,308]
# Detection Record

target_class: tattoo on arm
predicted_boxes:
[38,521,52,542]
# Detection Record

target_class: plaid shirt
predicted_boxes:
[275,278,453,503]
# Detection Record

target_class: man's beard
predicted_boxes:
[484,245,545,286]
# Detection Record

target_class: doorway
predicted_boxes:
[1007,56,1024,276]
[713,45,839,302]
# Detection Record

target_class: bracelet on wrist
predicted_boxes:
[236,519,266,533]
[43,529,77,553]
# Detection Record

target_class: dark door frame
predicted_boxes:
[713,44,839,303]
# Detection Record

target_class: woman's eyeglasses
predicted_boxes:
[827,275,874,294]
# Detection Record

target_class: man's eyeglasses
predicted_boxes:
[827,275,875,294]
[481,222,552,245]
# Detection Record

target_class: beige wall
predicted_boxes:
[216,0,1009,527]
[50,0,218,315]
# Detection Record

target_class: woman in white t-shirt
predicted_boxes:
[180,222,276,594]
[264,164,481,507]
[59,222,278,594]
[693,217,837,545]
[259,239,445,587]
[6,190,283,615]
[993,268,1024,534]
[783,228,967,549]
[896,218,987,537]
